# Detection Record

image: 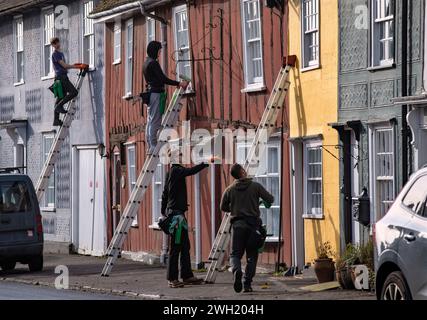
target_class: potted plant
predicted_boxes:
[314,241,336,283]
[336,244,360,289]
[352,239,375,291]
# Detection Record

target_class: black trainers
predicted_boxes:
[244,286,253,293]
[55,106,67,114]
[233,271,243,293]
[53,119,63,127]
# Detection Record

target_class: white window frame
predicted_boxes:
[124,19,134,98]
[42,133,56,210]
[236,138,281,241]
[41,7,55,80]
[146,14,156,45]
[369,124,396,222]
[303,140,323,219]
[13,15,24,85]
[113,20,121,64]
[173,5,192,86]
[301,0,320,71]
[241,0,265,90]
[371,0,395,67]
[83,1,95,70]
[150,163,165,229]
[126,144,138,226]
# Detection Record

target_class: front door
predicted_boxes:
[75,147,106,256]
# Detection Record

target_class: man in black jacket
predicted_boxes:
[220,163,274,293]
[143,41,188,154]
[161,160,210,288]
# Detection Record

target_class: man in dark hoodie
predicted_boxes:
[143,41,189,154]
[161,158,212,288]
[220,163,274,293]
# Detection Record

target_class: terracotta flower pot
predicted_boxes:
[314,258,336,283]
[337,267,355,289]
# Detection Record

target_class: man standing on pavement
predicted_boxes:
[161,157,212,288]
[143,41,189,154]
[220,163,274,293]
[50,37,80,127]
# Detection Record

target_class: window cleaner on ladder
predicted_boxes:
[50,37,82,127]
[143,41,189,155]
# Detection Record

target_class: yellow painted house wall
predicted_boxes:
[288,0,340,263]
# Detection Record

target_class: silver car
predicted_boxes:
[375,168,427,300]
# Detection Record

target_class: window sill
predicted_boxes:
[182,90,196,97]
[14,81,25,87]
[88,67,96,72]
[41,75,55,81]
[241,85,267,94]
[113,60,121,65]
[41,207,56,213]
[149,224,161,231]
[264,237,283,244]
[367,63,396,72]
[302,214,324,220]
[122,93,133,100]
[131,222,139,228]
[301,64,321,73]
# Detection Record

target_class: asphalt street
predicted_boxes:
[0,282,130,300]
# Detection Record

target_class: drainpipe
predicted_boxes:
[402,0,409,184]
[210,165,216,245]
[195,173,202,269]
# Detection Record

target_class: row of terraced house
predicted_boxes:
[1,0,426,273]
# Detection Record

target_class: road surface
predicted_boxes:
[0,282,131,300]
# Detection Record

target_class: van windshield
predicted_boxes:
[0,181,32,214]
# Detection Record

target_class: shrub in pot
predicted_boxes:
[314,241,336,283]
[336,244,360,289]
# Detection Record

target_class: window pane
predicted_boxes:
[243,0,263,85]
[175,8,191,80]
[0,181,32,213]
[402,175,427,215]
[306,145,322,216]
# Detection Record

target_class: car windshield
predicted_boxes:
[0,181,32,214]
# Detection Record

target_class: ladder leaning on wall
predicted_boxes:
[204,55,296,284]
[35,64,89,203]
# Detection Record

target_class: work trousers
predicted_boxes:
[230,221,259,287]
[146,92,162,153]
[167,216,194,281]
[54,75,78,122]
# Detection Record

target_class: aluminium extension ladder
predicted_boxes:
[204,56,296,284]
[101,87,186,277]
[35,65,89,202]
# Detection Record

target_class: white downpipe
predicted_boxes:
[210,165,216,245]
[290,143,298,273]
[194,174,202,267]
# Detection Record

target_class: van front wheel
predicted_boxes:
[28,256,43,272]
[1,262,16,271]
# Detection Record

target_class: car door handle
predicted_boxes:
[404,234,416,242]
[1,218,11,224]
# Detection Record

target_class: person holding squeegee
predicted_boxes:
[143,41,189,154]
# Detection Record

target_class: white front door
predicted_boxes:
[74,147,106,256]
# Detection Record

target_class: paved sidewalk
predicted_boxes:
[0,254,375,300]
